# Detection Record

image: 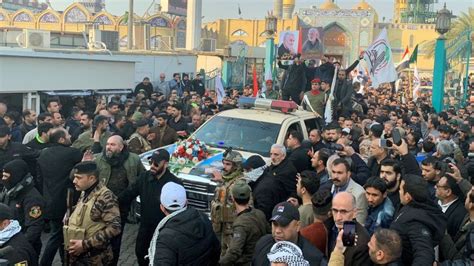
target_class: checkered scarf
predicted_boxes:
[266,241,310,266]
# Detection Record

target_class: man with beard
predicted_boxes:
[127,119,152,155]
[334,69,353,117]
[26,122,54,150]
[278,54,307,105]
[90,135,145,265]
[379,159,402,210]
[38,128,82,266]
[149,113,178,149]
[119,149,182,266]
[71,112,92,143]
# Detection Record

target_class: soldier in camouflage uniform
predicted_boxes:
[211,149,244,256]
[264,80,280,100]
[64,161,121,265]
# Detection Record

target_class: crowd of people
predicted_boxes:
[0,59,471,266]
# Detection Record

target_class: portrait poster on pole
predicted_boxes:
[301,27,324,60]
[277,30,300,65]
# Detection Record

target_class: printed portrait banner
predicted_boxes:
[301,27,324,60]
[162,0,188,16]
[277,30,300,65]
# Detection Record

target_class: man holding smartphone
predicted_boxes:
[324,192,370,265]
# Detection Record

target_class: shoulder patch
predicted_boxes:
[29,206,42,219]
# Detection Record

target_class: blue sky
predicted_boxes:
[51,0,472,22]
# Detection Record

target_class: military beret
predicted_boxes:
[73,161,98,174]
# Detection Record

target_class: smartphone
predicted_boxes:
[380,139,392,148]
[392,128,402,146]
[342,221,356,247]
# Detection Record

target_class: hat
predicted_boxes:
[0,203,13,221]
[242,155,266,170]
[449,120,458,126]
[135,119,148,128]
[73,161,97,175]
[321,79,331,85]
[231,179,251,200]
[311,189,332,216]
[131,111,144,122]
[266,80,273,84]
[150,149,170,164]
[311,78,321,84]
[438,125,452,134]
[160,182,187,211]
[0,125,11,137]
[270,202,300,226]
[459,124,470,133]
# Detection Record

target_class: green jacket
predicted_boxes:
[219,207,270,266]
[72,129,112,153]
[94,152,145,187]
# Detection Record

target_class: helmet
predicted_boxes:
[223,150,243,165]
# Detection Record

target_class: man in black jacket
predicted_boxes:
[278,54,307,105]
[252,201,326,265]
[334,69,353,117]
[286,131,311,173]
[0,203,37,266]
[38,128,82,266]
[0,125,39,175]
[148,182,220,265]
[0,160,45,257]
[119,149,182,266]
[390,174,447,265]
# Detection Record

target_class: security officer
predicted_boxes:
[118,149,182,266]
[0,159,45,256]
[211,148,244,256]
[64,161,121,265]
[219,179,270,265]
[127,119,152,154]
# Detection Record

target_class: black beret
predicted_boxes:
[73,161,97,175]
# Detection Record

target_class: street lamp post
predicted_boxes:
[432,3,452,113]
[264,14,278,83]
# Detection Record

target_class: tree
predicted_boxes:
[422,7,473,58]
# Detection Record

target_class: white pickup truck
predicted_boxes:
[137,98,320,215]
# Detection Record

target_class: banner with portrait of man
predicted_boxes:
[301,27,324,60]
[277,30,300,64]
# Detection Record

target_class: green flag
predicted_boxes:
[409,44,418,64]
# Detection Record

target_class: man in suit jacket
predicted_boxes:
[330,158,368,224]
[325,192,371,266]
[435,175,467,239]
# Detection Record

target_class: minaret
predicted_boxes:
[274,0,283,19]
[282,0,295,19]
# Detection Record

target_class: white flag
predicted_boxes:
[413,65,420,100]
[363,28,398,88]
[215,72,225,104]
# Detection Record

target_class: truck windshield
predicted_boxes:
[193,116,280,157]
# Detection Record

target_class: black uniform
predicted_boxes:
[0,160,45,256]
[287,146,311,173]
[0,231,38,266]
[0,142,39,175]
[119,169,182,266]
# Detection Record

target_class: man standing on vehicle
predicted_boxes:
[211,148,244,256]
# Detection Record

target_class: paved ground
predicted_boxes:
[40,223,139,265]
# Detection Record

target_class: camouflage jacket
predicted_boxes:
[76,182,122,251]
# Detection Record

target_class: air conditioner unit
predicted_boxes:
[89,30,119,51]
[23,29,50,48]
[201,38,216,52]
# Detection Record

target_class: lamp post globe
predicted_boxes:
[435,3,452,36]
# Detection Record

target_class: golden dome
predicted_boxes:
[283,0,295,5]
[320,0,340,10]
[353,0,373,11]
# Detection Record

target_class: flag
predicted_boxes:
[363,28,398,88]
[215,72,225,104]
[238,4,242,15]
[413,65,420,100]
[252,65,258,97]
[396,46,410,72]
[409,44,418,64]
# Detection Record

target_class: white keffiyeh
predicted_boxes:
[267,241,310,266]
